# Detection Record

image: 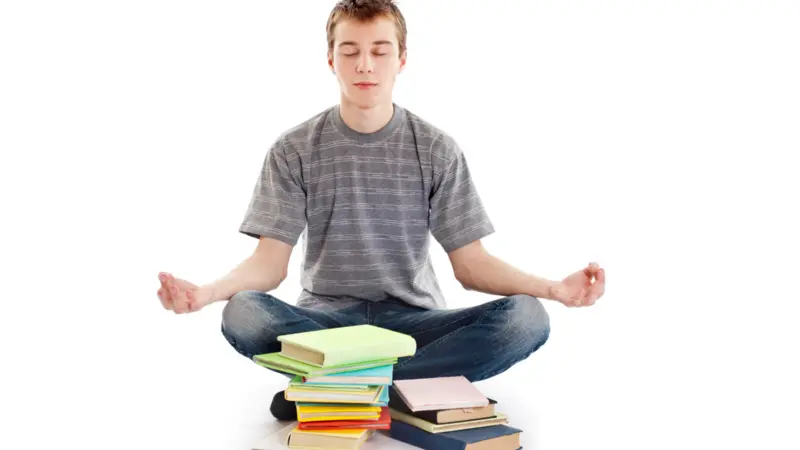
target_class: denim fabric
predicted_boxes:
[220,291,550,382]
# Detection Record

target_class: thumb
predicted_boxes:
[174,277,198,291]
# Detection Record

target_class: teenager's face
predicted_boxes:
[328,16,406,108]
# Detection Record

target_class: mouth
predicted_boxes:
[354,82,377,89]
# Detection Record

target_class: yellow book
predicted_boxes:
[296,404,382,423]
[286,427,374,449]
[297,405,381,414]
[299,414,379,422]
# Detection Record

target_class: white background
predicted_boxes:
[2,1,799,449]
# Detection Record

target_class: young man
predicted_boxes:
[156,0,605,420]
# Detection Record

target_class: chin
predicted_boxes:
[344,90,387,109]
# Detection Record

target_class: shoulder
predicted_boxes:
[401,106,462,165]
[270,105,337,157]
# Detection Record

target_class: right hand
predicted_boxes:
[157,272,214,314]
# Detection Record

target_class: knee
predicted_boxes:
[221,290,277,344]
[498,294,551,353]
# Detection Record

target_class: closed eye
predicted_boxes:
[343,52,388,57]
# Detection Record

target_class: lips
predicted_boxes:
[355,82,376,86]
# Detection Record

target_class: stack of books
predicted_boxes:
[252,324,417,449]
[387,375,523,449]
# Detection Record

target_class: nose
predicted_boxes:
[356,53,374,74]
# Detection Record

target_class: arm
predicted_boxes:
[158,140,306,314]
[157,236,292,314]
[425,136,605,307]
[203,236,293,303]
[448,240,558,300]
[210,137,303,302]
[449,241,607,307]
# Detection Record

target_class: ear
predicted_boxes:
[327,51,335,73]
[398,50,407,73]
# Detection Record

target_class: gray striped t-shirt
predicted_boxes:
[238,103,494,310]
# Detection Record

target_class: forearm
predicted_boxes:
[456,253,557,300]
[203,253,287,303]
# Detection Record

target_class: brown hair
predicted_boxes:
[326,0,407,56]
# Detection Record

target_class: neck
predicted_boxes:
[338,97,394,134]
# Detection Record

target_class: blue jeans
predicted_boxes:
[220,291,551,382]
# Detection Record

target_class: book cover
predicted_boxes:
[297,382,389,407]
[278,324,416,367]
[302,364,394,385]
[392,376,489,411]
[389,421,523,450]
[252,422,417,450]
[286,427,375,449]
[285,384,386,404]
[253,352,397,377]
[296,404,381,422]
[389,408,508,434]
[297,407,391,431]
[289,377,372,391]
[388,386,497,424]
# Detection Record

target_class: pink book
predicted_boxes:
[392,376,490,412]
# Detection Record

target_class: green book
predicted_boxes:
[278,324,417,367]
[253,352,398,377]
[289,376,370,390]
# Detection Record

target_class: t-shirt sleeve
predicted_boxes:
[429,137,495,253]
[238,141,307,245]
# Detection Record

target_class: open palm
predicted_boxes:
[549,262,606,307]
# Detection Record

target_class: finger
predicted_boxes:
[165,274,184,313]
[157,287,171,310]
[592,269,606,298]
[174,288,190,313]
[583,262,600,280]
[162,273,173,292]
[167,278,187,313]
[164,274,178,306]
[186,290,198,312]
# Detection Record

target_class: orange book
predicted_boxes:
[297,407,391,431]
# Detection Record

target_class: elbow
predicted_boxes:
[449,240,490,292]
[269,267,288,291]
[454,265,475,291]
[453,251,493,292]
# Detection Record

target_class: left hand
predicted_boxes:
[548,262,606,307]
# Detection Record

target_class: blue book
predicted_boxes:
[301,364,393,385]
[389,421,523,450]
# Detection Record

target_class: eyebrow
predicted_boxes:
[338,40,393,47]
